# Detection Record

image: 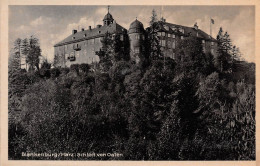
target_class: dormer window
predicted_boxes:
[163,25,169,31]
[84,34,87,37]
[98,31,101,34]
[72,36,75,40]
[112,34,116,40]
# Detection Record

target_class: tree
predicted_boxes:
[231,45,241,61]
[149,9,158,26]
[20,36,42,71]
[96,32,130,72]
[175,37,214,75]
[147,10,162,61]
[216,27,233,72]
[96,32,116,71]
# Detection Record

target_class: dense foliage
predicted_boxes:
[9,15,255,160]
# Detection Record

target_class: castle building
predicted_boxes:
[128,19,146,63]
[147,18,218,60]
[54,8,127,67]
[54,8,218,67]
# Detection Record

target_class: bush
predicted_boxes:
[79,63,90,73]
[50,68,61,78]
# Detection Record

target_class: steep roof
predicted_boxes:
[54,22,126,47]
[129,19,145,34]
[153,21,217,42]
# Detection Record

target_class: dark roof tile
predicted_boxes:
[54,23,126,47]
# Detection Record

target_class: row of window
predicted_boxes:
[66,52,99,62]
[135,34,145,40]
[162,25,185,34]
[65,50,99,61]
[157,32,176,38]
[202,40,215,46]
[59,34,125,51]
[159,39,176,48]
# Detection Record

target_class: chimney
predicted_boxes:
[161,17,166,22]
[89,26,92,30]
[81,28,85,31]
[194,22,198,30]
[72,29,77,34]
[97,24,102,28]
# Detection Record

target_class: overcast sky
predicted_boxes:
[9,5,255,62]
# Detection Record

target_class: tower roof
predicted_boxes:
[129,19,144,34]
[103,12,114,21]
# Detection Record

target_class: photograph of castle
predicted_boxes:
[53,6,218,67]
[8,5,255,160]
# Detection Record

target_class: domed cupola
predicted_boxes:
[129,19,144,34]
[103,6,114,26]
[103,12,113,21]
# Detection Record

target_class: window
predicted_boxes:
[172,41,176,49]
[84,49,87,56]
[70,52,75,58]
[181,36,184,40]
[171,53,175,59]
[120,35,124,41]
[90,39,94,44]
[202,40,205,44]
[162,32,165,36]
[72,36,75,40]
[172,34,175,38]
[171,26,176,31]
[112,34,116,40]
[163,25,169,31]
[65,53,69,59]
[211,48,214,54]
[167,41,171,48]
[161,40,166,47]
[168,34,171,38]
[65,45,68,50]
[84,34,87,37]
[157,32,162,36]
[211,42,214,46]
[98,31,101,34]
[134,47,140,53]
[197,32,199,37]
[142,35,145,40]
[202,46,206,53]
[135,34,140,40]
[76,51,80,58]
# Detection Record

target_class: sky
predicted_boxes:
[9,5,255,62]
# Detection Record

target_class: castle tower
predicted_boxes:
[128,18,145,63]
[103,6,114,26]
